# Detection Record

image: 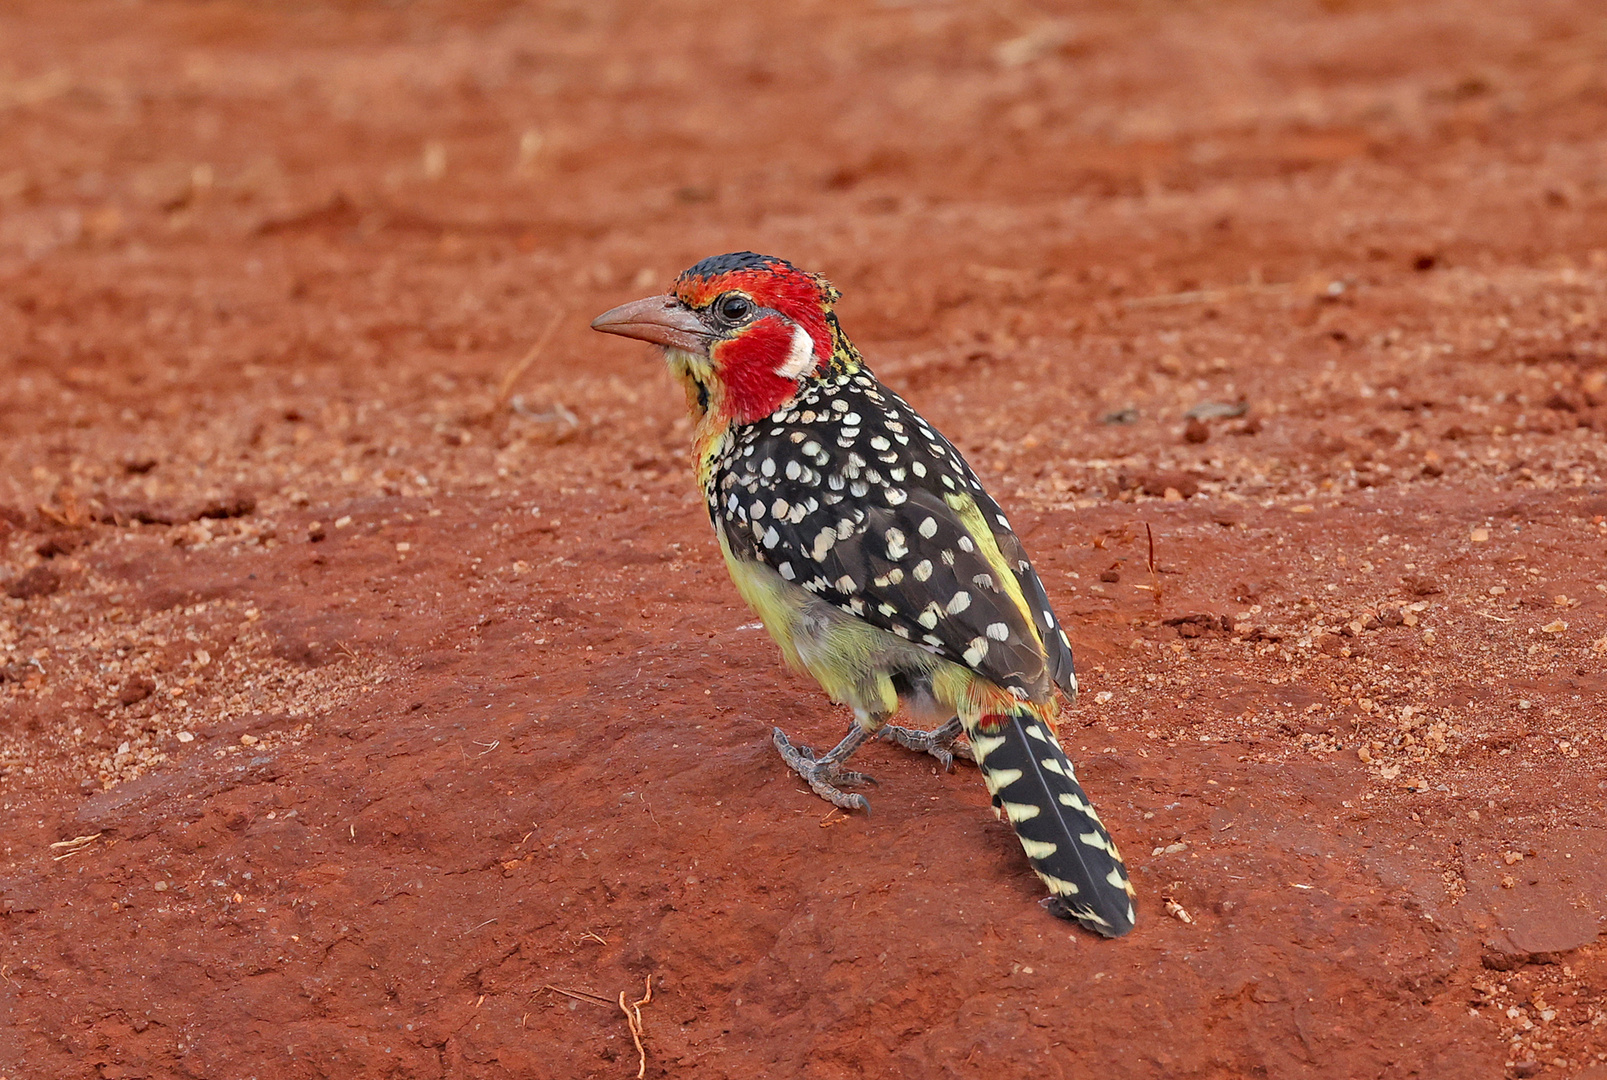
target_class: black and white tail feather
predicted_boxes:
[965,709,1137,938]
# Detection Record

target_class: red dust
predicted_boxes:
[2,2,1606,1079]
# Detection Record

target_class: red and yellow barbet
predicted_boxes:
[593,253,1136,936]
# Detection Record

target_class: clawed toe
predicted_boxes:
[879,719,974,771]
[772,727,876,812]
[934,735,976,764]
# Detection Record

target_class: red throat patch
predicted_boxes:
[710,316,811,424]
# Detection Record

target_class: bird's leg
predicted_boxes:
[879,716,974,771]
[772,721,878,813]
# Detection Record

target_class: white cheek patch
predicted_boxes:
[775,326,817,379]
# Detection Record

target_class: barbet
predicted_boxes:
[592,253,1135,936]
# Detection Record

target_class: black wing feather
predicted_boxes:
[711,371,1063,698]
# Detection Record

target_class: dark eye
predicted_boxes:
[715,293,754,324]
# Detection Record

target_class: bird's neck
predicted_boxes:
[680,319,868,487]
[664,352,746,489]
[822,311,864,372]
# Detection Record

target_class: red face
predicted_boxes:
[592,253,836,425]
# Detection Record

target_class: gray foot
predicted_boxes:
[879,716,974,771]
[772,724,876,812]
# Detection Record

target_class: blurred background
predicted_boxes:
[3,0,1604,504]
[2,0,1604,447]
[2,0,1603,520]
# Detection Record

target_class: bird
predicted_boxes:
[591,252,1135,936]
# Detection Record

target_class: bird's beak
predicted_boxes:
[590,295,712,356]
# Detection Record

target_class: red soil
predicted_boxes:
[2,2,1605,1077]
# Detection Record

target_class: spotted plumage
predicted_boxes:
[709,369,1067,701]
[592,252,1135,936]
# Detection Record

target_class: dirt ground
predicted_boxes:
[2,1,1606,1077]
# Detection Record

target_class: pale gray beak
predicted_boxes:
[590,295,712,355]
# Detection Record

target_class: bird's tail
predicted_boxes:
[964,707,1136,937]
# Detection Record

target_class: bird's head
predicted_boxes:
[591,252,846,426]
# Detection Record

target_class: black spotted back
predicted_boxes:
[708,368,1075,701]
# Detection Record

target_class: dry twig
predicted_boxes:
[49,833,102,861]
[37,485,89,529]
[541,984,615,1008]
[539,974,654,1076]
[620,975,654,1079]
[1145,522,1163,605]
[493,308,567,415]
[510,397,580,431]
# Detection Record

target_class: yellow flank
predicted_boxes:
[717,528,1031,730]
[718,531,898,722]
[941,491,1045,653]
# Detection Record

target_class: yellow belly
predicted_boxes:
[716,529,1030,729]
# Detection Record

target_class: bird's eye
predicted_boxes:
[715,293,754,324]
